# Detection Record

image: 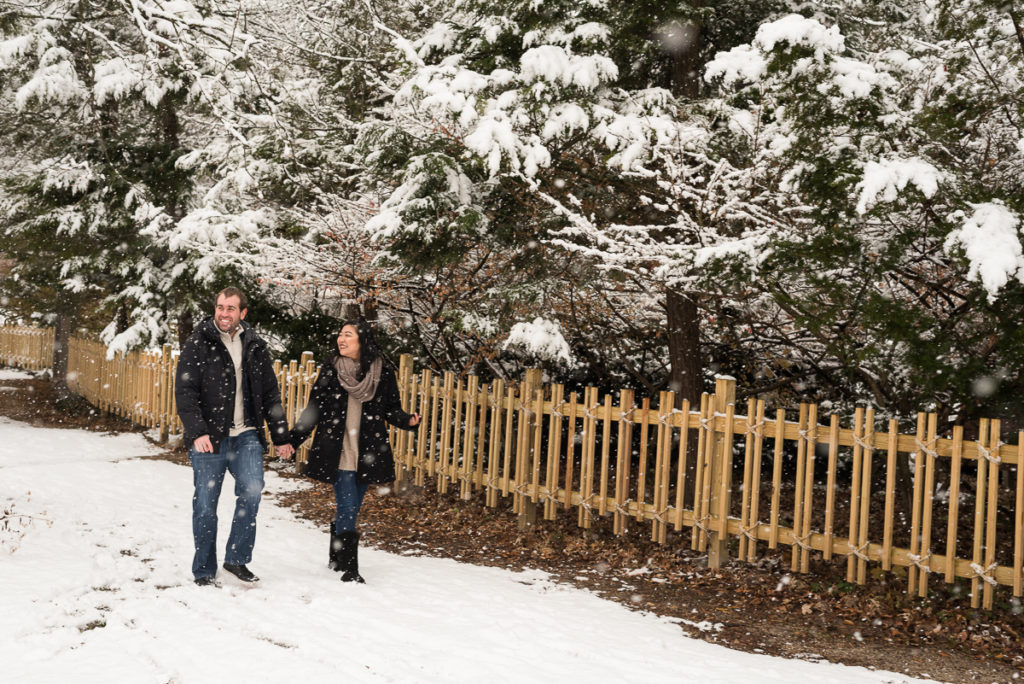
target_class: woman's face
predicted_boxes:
[337,325,361,360]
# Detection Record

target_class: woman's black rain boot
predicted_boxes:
[338,530,365,583]
[328,522,344,571]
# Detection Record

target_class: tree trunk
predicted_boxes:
[668,18,704,99]
[159,93,183,220]
[666,288,703,507]
[661,9,705,400]
[115,300,129,335]
[665,288,703,404]
[51,307,76,402]
[161,92,192,349]
[663,15,706,505]
[343,302,361,320]
[363,297,378,323]
[177,308,194,348]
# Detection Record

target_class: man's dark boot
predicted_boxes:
[338,530,365,583]
[328,522,343,571]
[223,563,259,583]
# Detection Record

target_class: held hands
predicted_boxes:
[194,435,294,460]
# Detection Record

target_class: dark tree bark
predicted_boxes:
[343,302,362,320]
[663,20,706,504]
[666,288,703,507]
[668,18,704,100]
[159,93,182,220]
[363,297,378,323]
[177,308,194,349]
[51,306,77,402]
[115,300,129,335]
[663,16,706,406]
[665,288,703,404]
[160,91,193,349]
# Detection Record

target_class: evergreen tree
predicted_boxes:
[705,2,1024,425]
[0,0,298,369]
[357,0,787,392]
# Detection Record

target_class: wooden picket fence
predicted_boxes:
[59,338,321,450]
[1,324,1022,610]
[0,325,53,371]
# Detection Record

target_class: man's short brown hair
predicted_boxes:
[215,287,248,311]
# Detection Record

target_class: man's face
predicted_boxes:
[214,294,246,334]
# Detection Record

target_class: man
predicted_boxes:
[175,287,294,586]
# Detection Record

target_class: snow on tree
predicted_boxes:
[704,2,1024,425]
[943,202,1024,300]
[504,317,574,365]
[3,0,1023,427]
[0,0,312,364]
[356,0,788,391]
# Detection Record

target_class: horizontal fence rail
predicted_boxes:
[1,325,1021,610]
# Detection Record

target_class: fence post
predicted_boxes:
[396,354,414,485]
[708,375,736,569]
[158,344,171,443]
[517,367,543,531]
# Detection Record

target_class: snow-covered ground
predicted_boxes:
[0,368,937,683]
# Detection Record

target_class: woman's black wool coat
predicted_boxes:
[290,357,417,485]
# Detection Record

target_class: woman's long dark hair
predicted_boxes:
[333,318,389,379]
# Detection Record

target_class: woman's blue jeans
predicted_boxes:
[189,430,264,579]
[333,470,369,532]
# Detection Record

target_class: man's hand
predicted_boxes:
[409,413,421,427]
[276,443,295,460]
[193,435,214,453]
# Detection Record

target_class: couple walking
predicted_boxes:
[174,287,420,587]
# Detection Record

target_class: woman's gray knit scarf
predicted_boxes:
[334,355,382,402]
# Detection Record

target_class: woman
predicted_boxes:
[290,320,420,582]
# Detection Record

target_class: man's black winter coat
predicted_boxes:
[290,357,417,485]
[175,317,290,453]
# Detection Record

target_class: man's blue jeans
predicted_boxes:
[333,470,369,533]
[189,430,264,579]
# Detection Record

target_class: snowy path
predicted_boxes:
[0,371,934,683]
